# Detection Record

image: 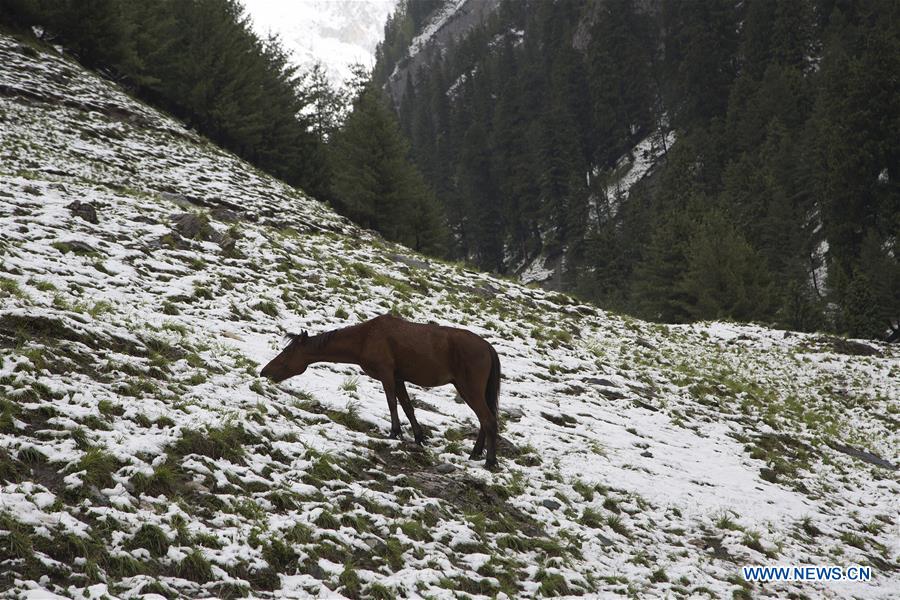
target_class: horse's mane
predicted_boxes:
[283,330,335,350]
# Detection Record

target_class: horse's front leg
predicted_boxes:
[396,380,425,445]
[381,380,402,439]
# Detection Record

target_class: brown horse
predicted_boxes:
[260,314,502,467]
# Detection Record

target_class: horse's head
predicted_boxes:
[260,331,312,382]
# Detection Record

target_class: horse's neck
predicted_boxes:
[309,326,363,366]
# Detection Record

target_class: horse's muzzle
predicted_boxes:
[259,364,280,382]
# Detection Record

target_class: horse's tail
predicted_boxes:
[486,344,501,419]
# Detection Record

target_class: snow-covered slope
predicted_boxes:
[242,0,397,86]
[1,34,898,599]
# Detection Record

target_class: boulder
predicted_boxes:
[66,200,99,224]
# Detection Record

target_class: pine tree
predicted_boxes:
[678,210,774,321]
[329,83,446,254]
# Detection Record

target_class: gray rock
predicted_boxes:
[585,377,616,387]
[159,191,191,206]
[390,253,430,270]
[465,282,501,298]
[640,450,653,458]
[598,388,626,401]
[435,462,457,474]
[503,406,525,422]
[210,207,240,223]
[540,412,577,428]
[66,200,99,224]
[542,498,562,511]
[635,337,654,349]
[172,212,207,239]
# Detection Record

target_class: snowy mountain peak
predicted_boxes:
[242,0,398,86]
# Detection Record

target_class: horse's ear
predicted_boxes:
[300,331,309,343]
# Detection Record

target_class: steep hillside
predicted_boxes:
[1,33,899,600]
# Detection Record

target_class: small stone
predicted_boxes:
[210,207,240,222]
[585,377,616,387]
[390,253,430,270]
[640,450,653,458]
[598,388,626,401]
[542,499,562,511]
[66,200,99,224]
[172,212,207,239]
[503,406,525,422]
[435,462,457,474]
[635,337,654,349]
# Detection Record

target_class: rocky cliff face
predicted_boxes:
[385,0,502,103]
[1,32,898,599]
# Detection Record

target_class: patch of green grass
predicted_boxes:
[335,306,349,319]
[383,537,407,571]
[605,515,630,537]
[650,568,669,583]
[119,377,158,397]
[314,509,341,530]
[350,262,375,278]
[174,424,250,462]
[742,530,773,557]
[1,277,29,300]
[303,453,345,485]
[840,531,868,551]
[73,447,118,489]
[367,582,396,600]
[285,523,314,545]
[0,398,21,434]
[87,300,114,318]
[234,498,266,521]
[262,538,297,571]
[0,514,34,560]
[177,549,213,582]
[98,399,124,418]
[399,519,431,542]
[537,569,570,596]
[580,507,604,529]
[337,562,361,598]
[572,479,596,501]
[340,376,359,394]
[252,299,279,317]
[715,512,743,531]
[31,279,56,292]
[126,524,170,557]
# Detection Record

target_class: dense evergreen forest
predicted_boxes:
[374,0,900,339]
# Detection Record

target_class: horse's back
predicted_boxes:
[368,315,493,386]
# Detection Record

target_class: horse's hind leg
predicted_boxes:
[455,382,497,467]
[470,428,485,459]
[380,380,402,438]
[396,380,425,444]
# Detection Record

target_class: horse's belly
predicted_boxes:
[397,364,451,388]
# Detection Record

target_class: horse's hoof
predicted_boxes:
[469,451,483,460]
[415,436,426,446]
[389,430,402,440]
[484,459,499,471]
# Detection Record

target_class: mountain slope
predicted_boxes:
[1,33,898,600]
